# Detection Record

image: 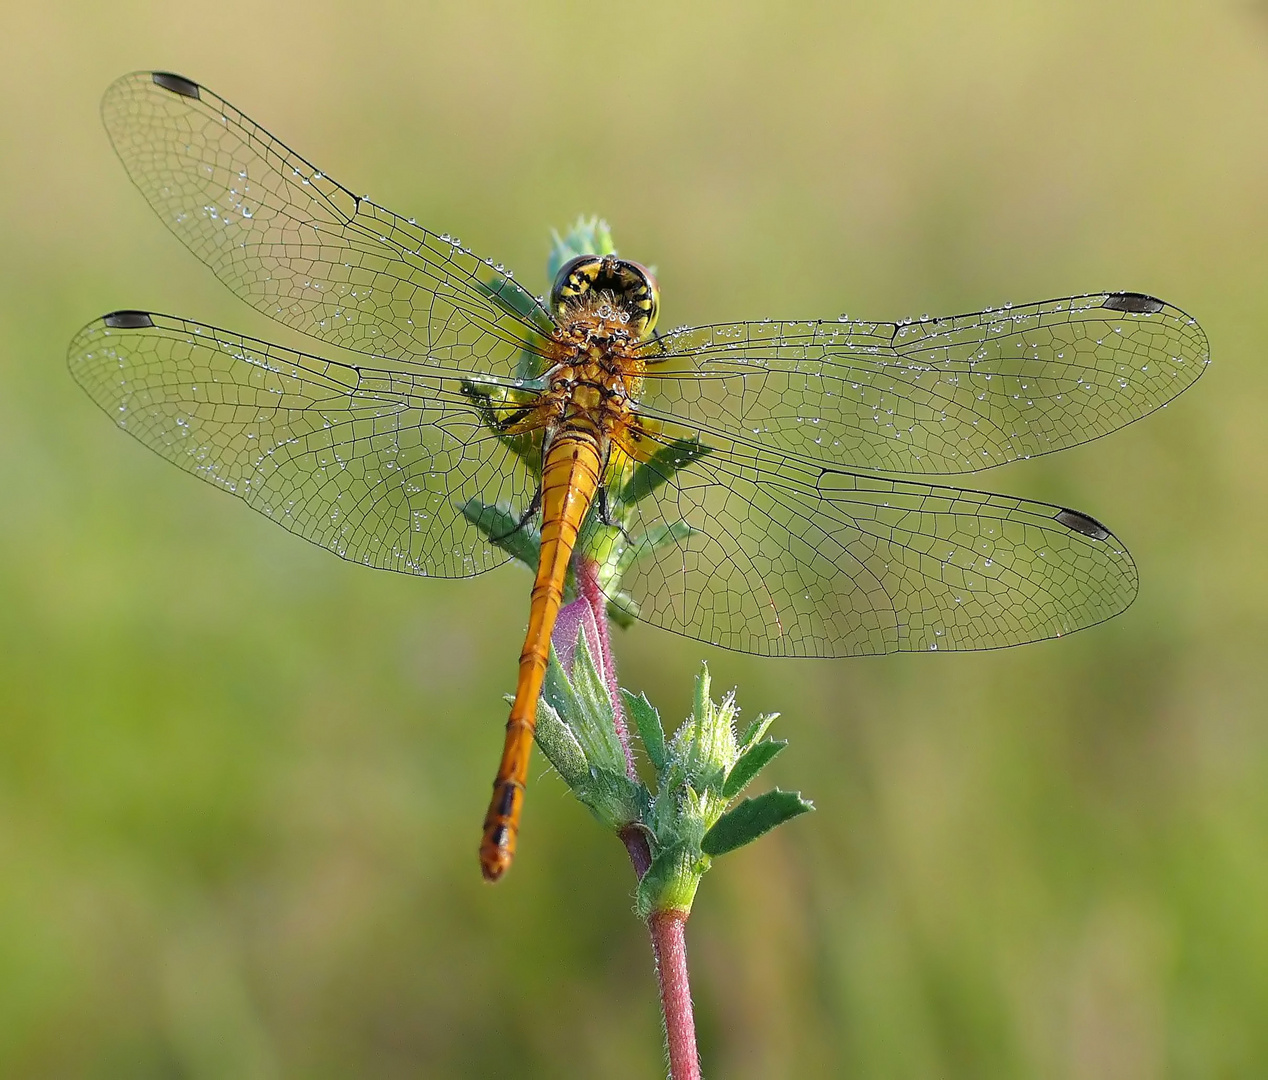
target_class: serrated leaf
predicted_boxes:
[621,689,667,770]
[701,789,814,857]
[722,739,787,799]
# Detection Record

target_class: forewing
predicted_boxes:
[68,312,541,578]
[612,429,1136,657]
[639,293,1208,475]
[101,71,554,375]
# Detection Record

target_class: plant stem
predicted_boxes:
[649,910,701,1080]
[574,557,700,1079]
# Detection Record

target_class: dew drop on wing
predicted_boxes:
[103,311,154,329]
[151,72,200,99]
[1102,292,1165,314]
[1054,508,1111,541]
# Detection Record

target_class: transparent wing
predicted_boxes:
[68,311,542,578]
[101,71,555,376]
[638,293,1208,475]
[609,430,1137,657]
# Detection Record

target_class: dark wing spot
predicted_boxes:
[151,72,200,99]
[1102,292,1165,314]
[102,310,155,329]
[1055,508,1111,541]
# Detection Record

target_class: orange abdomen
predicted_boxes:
[479,431,604,881]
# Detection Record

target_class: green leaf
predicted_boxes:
[606,594,637,628]
[617,437,712,508]
[560,625,626,774]
[635,842,704,919]
[737,711,780,753]
[611,521,696,583]
[459,379,543,472]
[535,637,647,830]
[701,789,814,857]
[622,689,667,770]
[722,739,787,799]
[693,664,711,732]
[695,687,737,793]
[540,647,587,736]
[473,274,557,338]
[460,498,540,572]
[533,699,588,788]
[548,215,617,279]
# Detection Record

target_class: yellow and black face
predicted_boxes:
[549,255,660,340]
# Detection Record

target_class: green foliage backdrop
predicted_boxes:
[1,2,1264,1076]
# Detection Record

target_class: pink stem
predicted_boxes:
[574,557,698,1079]
[649,911,701,1080]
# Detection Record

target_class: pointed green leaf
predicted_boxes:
[701,789,814,857]
[612,521,696,580]
[693,664,711,730]
[540,647,586,735]
[617,437,713,509]
[533,699,588,788]
[473,274,557,339]
[696,687,737,792]
[460,498,540,571]
[583,770,648,832]
[548,215,617,279]
[459,378,543,471]
[562,625,625,773]
[722,739,787,799]
[737,711,780,753]
[578,515,623,570]
[621,689,667,770]
[606,594,637,627]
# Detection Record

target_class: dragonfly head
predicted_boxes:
[549,255,660,340]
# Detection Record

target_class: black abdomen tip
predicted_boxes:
[1102,292,1165,314]
[103,310,155,329]
[151,72,200,100]
[1055,508,1111,541]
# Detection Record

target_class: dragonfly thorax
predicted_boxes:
[549,255,660,340]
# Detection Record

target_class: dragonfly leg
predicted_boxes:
[489,488,542,545]
[595,485,635,543]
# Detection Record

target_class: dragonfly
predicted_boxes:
[68,71,1209,881]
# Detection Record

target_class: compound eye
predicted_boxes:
[631,263,660,338]
[549,255,602,318]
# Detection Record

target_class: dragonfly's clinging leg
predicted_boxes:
[490,488,542,545]
[596,485,635,544]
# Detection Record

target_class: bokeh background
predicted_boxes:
[2,2,1265,1076]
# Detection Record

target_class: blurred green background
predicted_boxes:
[1,1,1264,1076]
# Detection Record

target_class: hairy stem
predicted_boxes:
[649,911,701,1080]
[575,556,699,1079]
